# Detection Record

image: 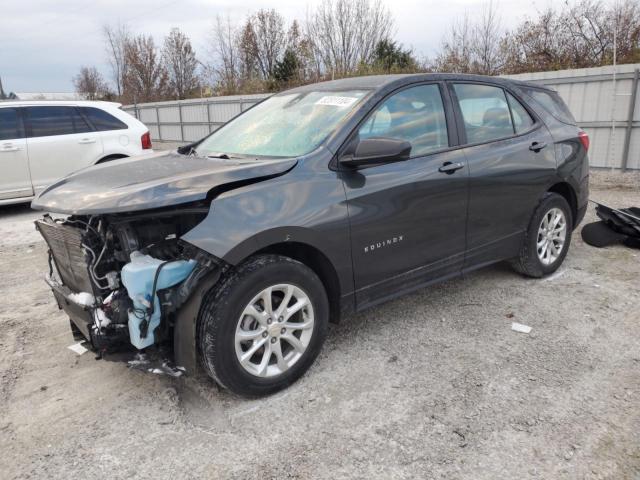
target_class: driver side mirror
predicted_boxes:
[340,137,412,168]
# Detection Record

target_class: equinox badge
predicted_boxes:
[364,235,404,253]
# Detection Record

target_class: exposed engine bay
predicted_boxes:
[36,204,223,372]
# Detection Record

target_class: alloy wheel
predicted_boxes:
[234,284,315,378]
[536,207,567,265]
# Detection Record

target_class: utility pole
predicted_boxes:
[0,76,6,100]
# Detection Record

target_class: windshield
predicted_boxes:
[194,90,368,158]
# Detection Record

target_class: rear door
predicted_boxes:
[341,83,469,308]
[24,105,103,192]
[80,106,134,156]
[448,82,556,268]
[0,107,32,200]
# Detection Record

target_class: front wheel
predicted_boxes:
[198,254,329,397]
[511,193,573,278]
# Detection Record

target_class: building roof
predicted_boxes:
[8,92,86,101]
[0,99,122,108]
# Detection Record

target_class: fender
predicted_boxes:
[181,158,354,298]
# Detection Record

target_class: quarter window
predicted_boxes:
[506,92,534,133]
[521,87,576,125]
[359,84,449,157]
[25,106,92,138]
[454,83,514,143]
[0,108,24,141]
[81,107,128,131]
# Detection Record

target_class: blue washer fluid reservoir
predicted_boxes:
[121,251,196,350]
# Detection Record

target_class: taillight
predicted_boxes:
[578,130,589,152]
[141,131,152,150]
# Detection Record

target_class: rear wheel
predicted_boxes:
[511,193,573,278]
[198,254,329,397]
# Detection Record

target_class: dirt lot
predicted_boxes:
[0,178,639,480]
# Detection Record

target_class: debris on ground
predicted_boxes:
[511,322,532,334]
[67,342,88,355]
[582,201,640,249]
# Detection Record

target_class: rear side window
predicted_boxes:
[506,92,534,133]
[81,107,128,131]
[454,84,514,143]
[521,87,576,125]
[359,83,449,156]
[0,108,24,141]
[26,106,92,137]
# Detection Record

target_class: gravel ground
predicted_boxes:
[0,183,639,480]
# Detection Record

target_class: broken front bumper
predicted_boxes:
[44,274,126,350]
[46,274,94,342]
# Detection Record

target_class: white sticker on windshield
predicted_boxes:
[315,96,358,107]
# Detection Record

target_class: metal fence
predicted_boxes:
[122,93,268,145]
[123,63,640,170]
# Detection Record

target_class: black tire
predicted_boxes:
[510,192,573,278]
[197,254,329,397]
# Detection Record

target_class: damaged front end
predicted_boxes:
[36,205,223,374]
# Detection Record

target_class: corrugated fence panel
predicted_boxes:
[184,124,210,142]
[626,129,640,170]
[159,125,182,142]
[158,106,180,123]
[138,108,157,124]
[181,104,208,123]
[123,94,269,145]
[209,102,242,123]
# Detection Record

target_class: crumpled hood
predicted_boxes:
[31,151,297,214]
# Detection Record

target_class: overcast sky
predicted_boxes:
[0,0,612,93]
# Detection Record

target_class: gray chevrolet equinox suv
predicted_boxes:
[33,74,589,396]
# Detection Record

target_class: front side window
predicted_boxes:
[0,108,24,141]
[195,90,368,158]
[26,106,91,138]
[359,84,449,157]
[82,107,128,131]
[454,83,514,143]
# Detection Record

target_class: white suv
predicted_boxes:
[0,100,153,206]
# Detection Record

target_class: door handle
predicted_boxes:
[529,141,547,152]
[0,144,20,152]
[438,161,464,174]
[78,138,96,144]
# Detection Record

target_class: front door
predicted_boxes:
[0,107,32,200]
[340,83,469,309]
[448,82,557,268]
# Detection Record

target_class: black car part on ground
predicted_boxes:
[581,201,640,249]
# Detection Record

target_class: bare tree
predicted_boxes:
[306,0,394,77]
[123,35,169,102]
[472,0,503,74]
[238,20,261,81]
[432,15,474,73]
[500,0,640,74]
[246,9,287,79]
[103,22,130,97]
[73,66,110,100]
[163,28,200,99]
[207,14,242,94]
[432,1,504,74]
